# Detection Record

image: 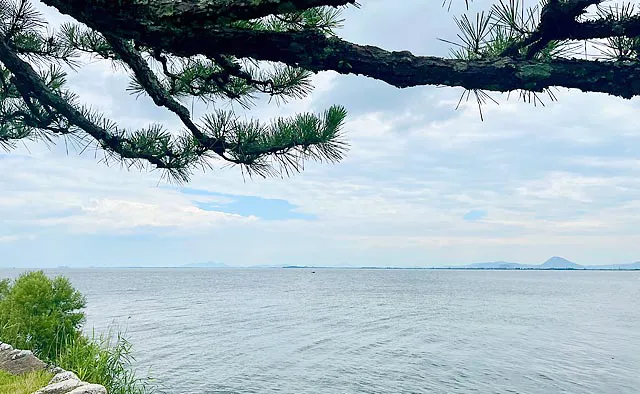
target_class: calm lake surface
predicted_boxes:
[1,268,639,393]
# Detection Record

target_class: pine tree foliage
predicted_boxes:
[2,0,640,180]
[443,0,640,112]
[0,0,349,181]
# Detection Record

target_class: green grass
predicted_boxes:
[55,330,154,394]
[0,370,54,394]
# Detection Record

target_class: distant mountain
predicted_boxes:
[182,261,229,268]
[455,257,640,270]
[541,256,581,269]
[179,258,640,270]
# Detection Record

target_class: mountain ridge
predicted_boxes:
[179,257,640,270]
[456,256,640,270]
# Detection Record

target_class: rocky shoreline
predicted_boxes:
[0,341,107,394]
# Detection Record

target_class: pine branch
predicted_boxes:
[158,56,257,106]
[41,0,640,99]
[102,33,345,174]
[200,105,348,176]
[0,22,349,179]
[57,23,116,60]
[521,0,602,59]
[210,55,314,102]
[41,0,356,35]
[535,11,640,41]
[0,35,190,174]
[99,26,640,98]
[166,0,356,26]
[103,34,225,154]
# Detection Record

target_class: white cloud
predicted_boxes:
[515,171,620,203]
[3,1,640,267]
[569,157,640,171]
[0,235,35,243]
[34,198,256,233]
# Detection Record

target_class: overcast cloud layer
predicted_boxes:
[2,1,640,268]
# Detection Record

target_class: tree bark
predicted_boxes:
[40,0,640,98]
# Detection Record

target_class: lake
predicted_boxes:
[1,268,639,393]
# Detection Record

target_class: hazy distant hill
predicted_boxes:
[178,257,640,270]
[541,256,582,269]
[457,256,640,270]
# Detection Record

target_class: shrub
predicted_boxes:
[0,271,153,394]
[0,271,85,362]
[0,279,9,299]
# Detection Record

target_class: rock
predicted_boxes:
[12,349,34,360]
[33,374,110,394]
[0,343,46,375]
[33,379,86,394]
[67,384,108,394]
[49,371,80,385]
[48,366,67,375]
[0,342,108,394]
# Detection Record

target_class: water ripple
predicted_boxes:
[1,268,638,394]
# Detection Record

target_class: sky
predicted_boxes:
[2,0,640,268]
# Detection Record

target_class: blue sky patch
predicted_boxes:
[463,210,487,221]
[180,187,315,221]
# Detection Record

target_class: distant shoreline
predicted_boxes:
[283,266,640,271]
[4,256,638,271]
[3,266,638,271]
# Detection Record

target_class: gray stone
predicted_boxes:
[0,343,13,351]
[0,343,46,375]
[33,379,86,394]
[49,371,80,384]
[12,349,34,359]
[48,366,66,375]
[67,384,108,394]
